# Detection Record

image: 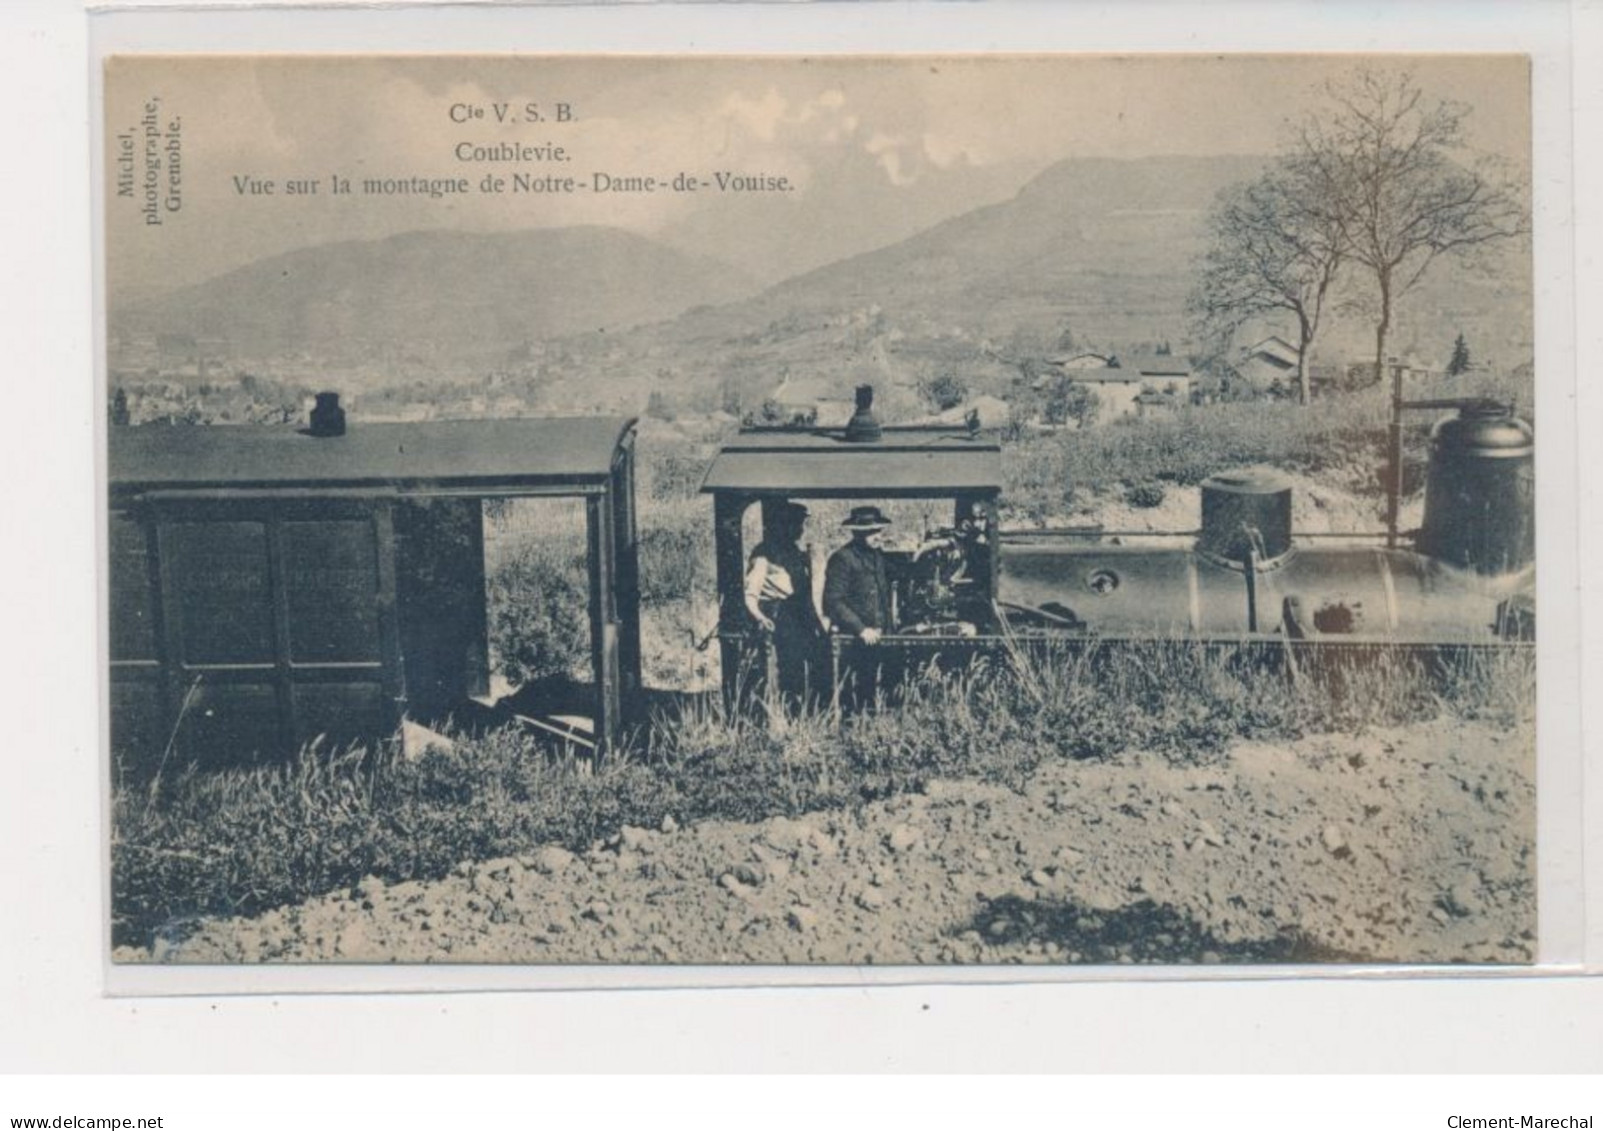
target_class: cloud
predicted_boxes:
[105,55,1528,295]
[922,132,977,170]
[718,88,789,142]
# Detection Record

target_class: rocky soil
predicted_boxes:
[129,717,1535,967]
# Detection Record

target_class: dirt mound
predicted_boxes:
[127,718,1533,967]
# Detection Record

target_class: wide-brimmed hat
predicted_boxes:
[841,505,892,531]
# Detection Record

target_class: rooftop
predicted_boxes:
[1243,335,1300,361]
[109,416,638,496]
[1114,354,1194,377]
[702,427,1002,498]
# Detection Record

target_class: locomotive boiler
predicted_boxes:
[1000,403,1532,645]
[1000,397,1532,646]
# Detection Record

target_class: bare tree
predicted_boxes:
[1190,161,1344,405]
[1292,68,1526,543]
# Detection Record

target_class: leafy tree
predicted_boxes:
[1447,333,1471,377]
[1041,377,1099,429]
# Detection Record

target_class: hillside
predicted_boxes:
[500,156,1255,413]
[743,155,1264,336]
[538,153,1531,415]
[112,154,1534,415]
[619,156,1266,348]
[111,227,760,368]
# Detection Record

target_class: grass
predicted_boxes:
[111,639,1534,950]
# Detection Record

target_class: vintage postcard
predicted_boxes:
[103,53,1537,968]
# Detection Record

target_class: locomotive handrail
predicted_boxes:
[999,528,1397,540]
[733,423,985,436]
[1398,396,1513,413]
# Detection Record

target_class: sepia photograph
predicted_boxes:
[102,53,1538,968]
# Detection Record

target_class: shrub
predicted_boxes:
[637,518,714,605]
[487,536,590,686]
[1125,481,1166,508]
[921,373,968,412]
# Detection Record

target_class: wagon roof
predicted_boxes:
[701,428,1002,498]
[109,416,637,495]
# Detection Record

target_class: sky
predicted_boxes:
[103,54,1530,298]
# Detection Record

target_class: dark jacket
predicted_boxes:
[823,539,892,634]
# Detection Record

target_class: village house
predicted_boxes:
[1330,354,1450,393]
[1065,372,1166,420]
[1392,354,1448,384]
[1029,351,1195,421]
[1026,347,1196,421]
[1235,335,1302,392]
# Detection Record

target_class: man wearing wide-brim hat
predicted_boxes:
[824,505,894,646]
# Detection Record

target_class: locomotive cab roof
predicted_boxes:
[701,425,1002,500]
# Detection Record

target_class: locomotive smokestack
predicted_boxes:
[309,391,347,437]
[1417,400,1533,577]
[843,384,883,443]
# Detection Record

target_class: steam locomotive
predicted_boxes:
[703,391,1534,705]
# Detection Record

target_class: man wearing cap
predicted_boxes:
[824,505,894,645]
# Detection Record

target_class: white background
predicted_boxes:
[2,0,1600,1093]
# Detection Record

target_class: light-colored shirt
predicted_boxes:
[745,554,797,606]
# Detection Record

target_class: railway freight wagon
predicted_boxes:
[703,390,1534,706]
[107,401,642,770]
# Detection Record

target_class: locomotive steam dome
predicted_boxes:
[1198,466,1293,567]
[1417,401,1534,577]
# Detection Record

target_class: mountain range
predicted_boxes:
[112,226,758,364]
[111,154,1534,407]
